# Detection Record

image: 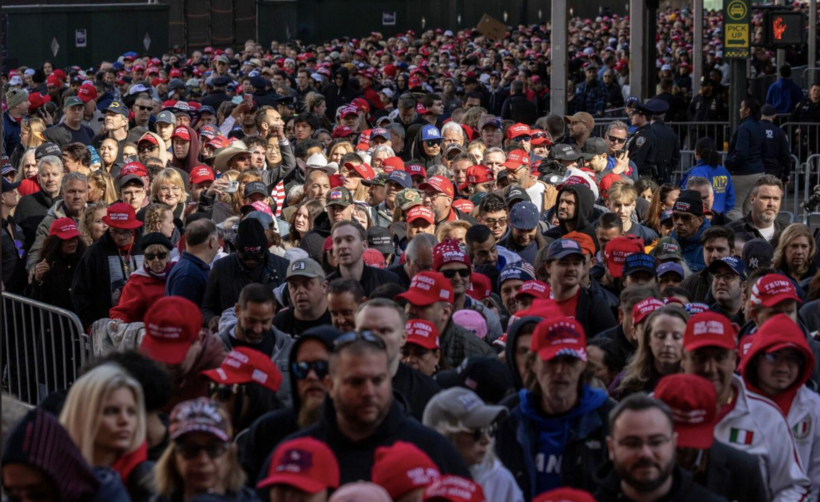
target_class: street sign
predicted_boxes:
[723,0,750,58]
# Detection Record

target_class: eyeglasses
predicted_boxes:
[607,135,627,144]
[482,217,508,227]
[145,251,168,261]
[531,132,547,139]
[333,330,387,351]
[174,441,230,460]
[425,140,442,148]
[209,382,241,401]
[764,351,804,366]
[135,105,152,111]
[423,192,446,201]
[512,135,531,142]
[138,145,158,154]
[291,360,330,380]
[441,268,471,279]
[672,213,694,223]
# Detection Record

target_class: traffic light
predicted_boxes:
[762,10,806,47]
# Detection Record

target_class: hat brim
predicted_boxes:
[257,473,327,494]
[674,422,715,449]
[102,216,143,229]
[684,338,736,352]
[395,289,438,306]
[624,266,657,277]
[406,336,439,351]
[462,404,509,430]
[757,291,802,308]
[55,229,82,240]
[548,249,585,261]
[503,162,525,170]
[537,346,588,363]
[140,335,192,365]
[171,423,230,443]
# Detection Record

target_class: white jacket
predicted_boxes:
[716,376,811,502]
[472,457,524,502]
[788,386,820,500]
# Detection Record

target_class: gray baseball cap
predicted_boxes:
[156,110,177,125]
[286,258,326,280]
[581,137,608,160]
[421,387,508,430]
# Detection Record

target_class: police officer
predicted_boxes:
[649,99,681,184]
[760,104,792,183]
[274,95,297,123]
[688,77,728,148]
[790,82,820,157]
[251,76,281,109]
[627,102,658,178]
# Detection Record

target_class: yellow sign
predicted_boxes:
[727,0,747,20]
[726,24,749,47]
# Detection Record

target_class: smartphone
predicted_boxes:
[231,96,243,105]
[225,181,240,194]
[244,94,252,102]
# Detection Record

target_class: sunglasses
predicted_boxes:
[607,135,627,144]
[135,105,153,111]
[441,268,471,279]
[291,360,329,380]
[138,145,158,153]
[531,132,547,139]
[470,424,498,441]
[333,330,387,351]
[425,140,442,148]
[174,441,229,460]
[209,382,241,401]
[512,136,531,142]
[145,252,168,261]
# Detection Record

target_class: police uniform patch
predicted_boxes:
[636,137,646,147]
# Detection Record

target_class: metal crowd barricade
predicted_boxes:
[675,150,727,185]
[779,122,820,164]
[2,292,91,405]
[803,154,820,225]
[666,122,730,151]
[804,69,820,89]
[792,154,803,219]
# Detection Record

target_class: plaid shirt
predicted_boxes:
[572,79,607,115]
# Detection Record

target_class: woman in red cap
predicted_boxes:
[109,232,175,324]
[71,202,144,329]
[26,217,87,312]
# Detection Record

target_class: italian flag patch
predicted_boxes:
[730,428,754,445]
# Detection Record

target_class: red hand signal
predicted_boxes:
[773,17,787,40]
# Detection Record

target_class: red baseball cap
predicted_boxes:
[48,217,81,240]
[409,76,422,89]
[506,123,531,140]
[338,105,359,118]
[531,317,587,362]
[530,131,552,147]
[433,239,471,271]
[422,475,485,502]
[28,93,52,113]
[169,68,182,78]
[534,488,596,502]
[102,202,144,230]
[322,236,334,253]
[257,437,340,494]
[332,126,355,138]
[344,161,375,181]
[171,126,191,141]
[515,280,552,300]
[121,161,149,177]
[750,273,802,309]
[372,441,440,499]
[140,296,203,365]
[502,149,530,170]
[466,165,493,184]
[632,298,665,325]
[407,163,427,179]
[77,84,97,103]
[654,374,717,449]
[395,271,454,306]
[405,320,440,350]
[466,272,492,301]
[382,156,405,173]
[351,97,370,114]
[363,248,386,268]
[419,176,454,197]
[604,237,644,279]
[564,231,595,257]
[452,199,474,213]
[138,134,158,146]
[598,173,623,200]
[190,166,215,185]
[200,347,283,392]
[683,312,737,352]
[46,75,61,88]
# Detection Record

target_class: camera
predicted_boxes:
[802,185,820,211]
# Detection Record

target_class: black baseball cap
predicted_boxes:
[243,181,268,198]
[434,356,515,405]
[35,143,61,161]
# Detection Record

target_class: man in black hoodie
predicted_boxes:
[239,325,341,484]
[544,184,599,251]
[284,335,471,484]
[323,67,360,121]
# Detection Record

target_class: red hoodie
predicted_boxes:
[739,314,815,416]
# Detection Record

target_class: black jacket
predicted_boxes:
[760,120,792,180]
[680,268,713,304]
[387,261,412,289]
[201,251,289,326]
[26,252,81,311]
[284,398,471,485]
[326,264,400,298]
[501,93,538,125]
[652,119,682,183]
[200,90,232,111]
[544,184,600,251]
[71,231,144,328]
[323,67,361,121]
[2,217,28,294]
[726,212,786,244]
[393,362,440,421]
[504,316,545,390]
[299,212,331,263]
[595,463,728,502]
[594,324,635,374]
[700,440,767,502]
[15,191,58,254]
[577,284,618,338]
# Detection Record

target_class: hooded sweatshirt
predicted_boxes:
[169,124,202,174]
[138,131,170,166]
[410,133,443,168]
[518,386,608,494]
[2,407,130,502]
[544,185,599,251]
[670,218,711,272]
[504,316,544,391]
[323,67,361,121]
[740,314,820,493]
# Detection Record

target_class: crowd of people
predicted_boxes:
[2,10,820,502]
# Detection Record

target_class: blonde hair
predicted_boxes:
[79,202,109,245]
[14,149,36,182]
[467,141,486,161]
[460,107,487,130]
[436,220,471,243]
[89,170,118,204]
[152,404,246,498]
[328,141,354,162]
[59,364,146,465]
[218,170,240,206]
[617,305,688,397]
[22,117,46,149]
[151,168,189,205]
[774,223,816,278]
[607,181,638,205]
[144,203,173,233]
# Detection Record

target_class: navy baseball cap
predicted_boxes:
[509,201,540,230]
[708,256,747,279]
[657,262,685,279]
[624,253,657,277]
[660,209,674,224]
[421,125,442,141]
[742,238,774,271]
[546,239,584,261]
[498,262,536,288]
[105,100,129,117]
[386,171,412,189]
